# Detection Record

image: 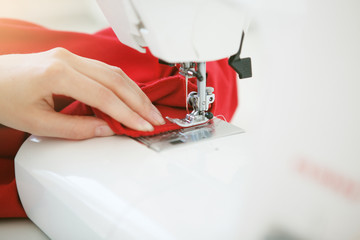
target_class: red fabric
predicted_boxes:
[0,18,238,217]
[0,127,28,218]
[61,59,237,137]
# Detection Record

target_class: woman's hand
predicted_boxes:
[0,48,165,139]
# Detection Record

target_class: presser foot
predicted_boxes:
[166,111,214,128]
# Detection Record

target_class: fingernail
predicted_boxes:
[138,118,154,132]
[151,105,166,125]
[95,125,114,137]
[151,110,166,125]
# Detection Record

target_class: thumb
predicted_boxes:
[33,111,114,139]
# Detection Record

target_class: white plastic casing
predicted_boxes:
[16,134,251,240]
[96,0,248,62]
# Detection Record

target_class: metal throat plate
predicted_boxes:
[135,117,245,152]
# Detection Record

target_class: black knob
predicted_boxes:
[205,112,214,120]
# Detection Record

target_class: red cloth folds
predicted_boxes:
[62,75,200,137]
[0,18,238,218]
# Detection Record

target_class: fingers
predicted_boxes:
[67,53,166,126]
[49,66,156,132]
[31,110,114,140]
[73,55,143,93]
[0,48,165,141]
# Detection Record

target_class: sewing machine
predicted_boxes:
[14,0,360,239]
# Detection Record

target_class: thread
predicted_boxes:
[185,75,189,113]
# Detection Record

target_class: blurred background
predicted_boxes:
[0,0,108,33]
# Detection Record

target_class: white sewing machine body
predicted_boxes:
[96,0,247,63]
[15,132,251,240]
[14,0,360,239]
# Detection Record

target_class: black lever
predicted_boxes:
[228,31,252,79]
[158,59,175,67]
